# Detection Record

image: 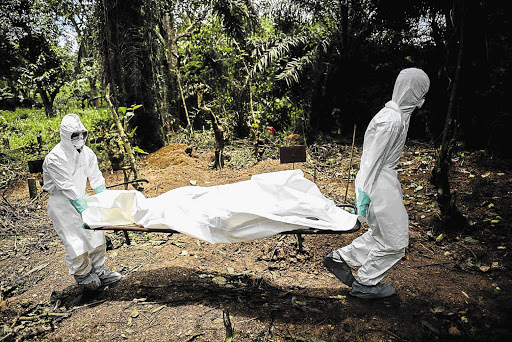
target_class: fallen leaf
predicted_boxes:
[430,306,445,314]
[305,306,322,313]
[329,295,347,300]
[448,326,461,336]
[179,250,188,256]
[479,265,490,272]
[212,276,227,285]
[292,297,307,306]
[151,305,165,314]
[172,241,186,247]
[131,307,139,318]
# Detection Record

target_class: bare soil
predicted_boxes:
[1,143,511,342]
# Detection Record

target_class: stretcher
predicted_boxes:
[86,146,361,251]
[85,204,360,251]
[86,204,361,251]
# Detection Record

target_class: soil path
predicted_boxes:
[1,143,511,341]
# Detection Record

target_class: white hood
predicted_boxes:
[60,113,88,148]
[391,68,430,117]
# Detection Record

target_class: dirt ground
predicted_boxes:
[1,142,511,342]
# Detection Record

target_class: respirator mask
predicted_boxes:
[71,130,88,150]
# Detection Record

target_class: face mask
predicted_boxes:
[72,138,85,150]
[71,131,87,150]
[417,98,425,109]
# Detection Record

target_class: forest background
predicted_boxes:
[1,0,511,224]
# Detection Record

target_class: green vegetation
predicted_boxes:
[1,0,510,152]
[0,107,109,160]
[1,0,511,227]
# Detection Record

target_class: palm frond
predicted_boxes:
[276,48,316,87]
[250,32,311,77]
[212,0,260,45]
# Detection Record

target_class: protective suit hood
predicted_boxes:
[60,113,88,149]
[391,68,430,117]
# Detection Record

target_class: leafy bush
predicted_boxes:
[0,107,110,162]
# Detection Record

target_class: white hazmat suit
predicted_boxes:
[324,68,430,298]
[43,113,120,289]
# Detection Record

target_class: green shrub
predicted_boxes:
[0,107,110,162]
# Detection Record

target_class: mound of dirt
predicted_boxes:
[142,143,203,169]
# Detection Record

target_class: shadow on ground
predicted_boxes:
[49,265,512,341]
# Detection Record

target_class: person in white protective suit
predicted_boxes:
[43,113,122,290]
[323,68,430,299]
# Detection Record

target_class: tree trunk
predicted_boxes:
[430,0,467,229]
[162,12,181,131]
[88,77,101,107]
[38,86,54,117]
[197,84,224,169]
[340,0,349,49]
[97,0,164,153]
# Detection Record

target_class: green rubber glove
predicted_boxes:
[356,188,371,217]
[70,197,88,214]
[94,184,107,194]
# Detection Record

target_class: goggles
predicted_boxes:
[71,130,88,142]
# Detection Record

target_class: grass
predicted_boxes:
[0,107,110,160]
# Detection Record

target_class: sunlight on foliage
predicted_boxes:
[1,108,110,160]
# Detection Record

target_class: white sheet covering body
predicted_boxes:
[83,170,360,244]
